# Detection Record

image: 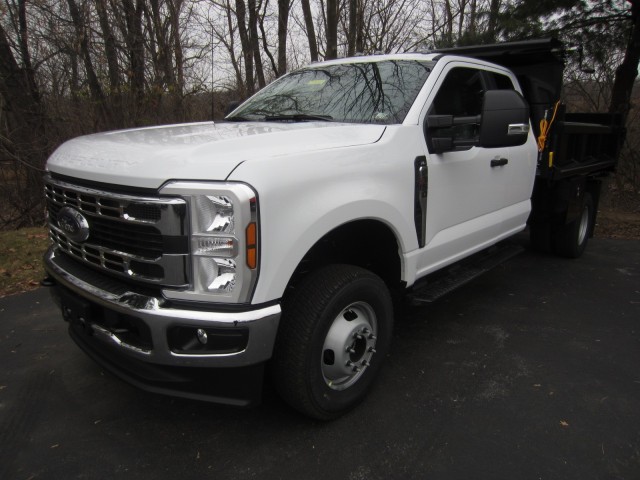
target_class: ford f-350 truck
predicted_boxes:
[43,39,624,419]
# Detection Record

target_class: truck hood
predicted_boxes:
[46,121,386,189]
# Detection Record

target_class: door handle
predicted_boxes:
[491,158,509,167]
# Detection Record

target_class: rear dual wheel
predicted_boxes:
[529,193,594,259]
[552,192,594,259]
[272,264,393,420]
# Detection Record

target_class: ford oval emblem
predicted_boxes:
[57,206,90,243]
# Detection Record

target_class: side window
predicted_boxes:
[428,67,485,147]
[431,67,484,116]
[487,71,515,90]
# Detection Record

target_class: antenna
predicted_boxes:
[211,23,215,120]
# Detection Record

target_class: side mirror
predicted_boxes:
[425,115,454,153]
[425,114,481,154]
[479,90,530,148]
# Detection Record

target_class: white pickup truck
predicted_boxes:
[43,39,623,419]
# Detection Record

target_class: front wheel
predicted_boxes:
[272,265,393,420]
[552,192,594,258]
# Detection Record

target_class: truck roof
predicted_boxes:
[306,53,440,66]
[431,38,565,108]
[431,38,565,68]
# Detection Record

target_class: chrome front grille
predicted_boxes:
[45,175,190,287]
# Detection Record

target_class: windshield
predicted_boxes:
[227,60,432,125]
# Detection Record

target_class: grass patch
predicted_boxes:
[0,227,49,298]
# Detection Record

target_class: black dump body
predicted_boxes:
[434,38,626,234]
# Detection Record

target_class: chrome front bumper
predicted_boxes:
[44,247,281,369]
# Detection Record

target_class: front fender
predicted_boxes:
[228,129,423,303]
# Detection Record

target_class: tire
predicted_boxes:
[272,264,393,420]
[552,192,594,259]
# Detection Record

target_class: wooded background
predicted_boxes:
[0,0,638,229]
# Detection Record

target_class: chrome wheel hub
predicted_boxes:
[321,301,378,391]
[577,204,589,245]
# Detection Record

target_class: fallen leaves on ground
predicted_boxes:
[0,227,49,298]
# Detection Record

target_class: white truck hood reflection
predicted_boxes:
[46,121,386,189]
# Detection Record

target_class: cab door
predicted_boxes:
[484,70,538,233]
[414,64,513,275]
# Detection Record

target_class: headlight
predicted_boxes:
[193,195,234,234]
[159,182,259,303]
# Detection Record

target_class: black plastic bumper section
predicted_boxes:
[68,318,265,407]
[49,281,266,407]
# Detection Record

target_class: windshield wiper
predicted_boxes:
[224,115,253,122]
[265,113,333,122]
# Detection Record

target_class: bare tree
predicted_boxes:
[122,0,146,117]
[95,0,121,122]
[347,0,357,55]
[326,0,338,59]
[248,0,266,87]
[0,1,49,227]
[301,0,319,61]
[277,0,291,74]
[1,0,638,229]
[235,0,255,94]
[486,0,501,41]
[609,0,640,123]
[67,0,111,124]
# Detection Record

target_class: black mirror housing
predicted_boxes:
[425,115,455,154]
[430,137,454,153]
[479,90,530,148]
[427,114,453,128]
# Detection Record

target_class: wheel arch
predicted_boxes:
[283,218,404,301]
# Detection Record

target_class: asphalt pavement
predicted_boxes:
[1,237,639,479]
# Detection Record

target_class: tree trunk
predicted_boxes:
[96,0,122,122]
[468,0,477,38]
[458,0,466,40]
[69,47,80,104]
[326,0,338,59]
[0,22,45,147]
[0,19,49,227]
[168,0,185,97]
[444,0,453,46]
[148,0,176,90]
[355,0,364,53]
[259,3,278,76]
[301,0,318,61]
[17,0,39,104]
[248,0,265,88]
[167,0,185,119]
[95,0,120,93]
[235,0,255,95]
[609,0,640,125]
[121,0,146,120]
[486,0,501,42]
[277,0,290,75]
[347,0,357,56]
[222,0,245,90]
[66,0,111,126]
